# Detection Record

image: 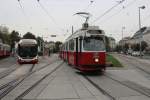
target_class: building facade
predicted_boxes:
[108,37,116,51]
[118,27,150,51]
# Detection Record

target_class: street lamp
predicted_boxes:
[139,6,145,29]
[138,5,145,57]
[122,26,125,52]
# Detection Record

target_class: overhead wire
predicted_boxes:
[83,0,94,12]
[98,0,138,25]
[72,1,94,22]
[17,0,32,31]
[66,0,94,39]
[36,0,64,32]
[17,0,27,17]
[72,0,94,31]
[94,0,139,39]
[92,0,125,24]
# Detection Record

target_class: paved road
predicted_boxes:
[112,54,150,76]
[1,54,150,100]
[0,57,17,74]
[0,57,17,68]
[1,55,109,100]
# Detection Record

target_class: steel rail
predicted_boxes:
[118,54,150,75]
[0,64,18,80]
[83,75,116,100]
[15,62,64,100]
[0,58,61,99]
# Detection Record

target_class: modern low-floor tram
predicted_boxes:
[16,39,38,64]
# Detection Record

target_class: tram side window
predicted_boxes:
[66,42,68,51]
[69,40,74,51]
[62,45,64,51]
[65,43,68,51]
[63,45,65,51]
[64,44,66,51]
[0,45,3,51]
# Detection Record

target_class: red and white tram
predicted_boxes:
[0,39,11,57]
[60,23,106,72]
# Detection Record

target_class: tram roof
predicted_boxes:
[65,26,105,42]
[18,39,37,45]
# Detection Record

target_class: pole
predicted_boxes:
[139,8,141,29]
[42,36,44,56]
[138,6,145,58]
[122,27,125,53]
[122,28,123,52]
[139,7,142,58]
[72,26,74,34]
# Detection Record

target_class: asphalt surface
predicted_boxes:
[0,54,150,100]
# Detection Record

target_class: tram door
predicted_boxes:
[68,39,75,65]
[75,38,78,66]
[76,36,82,66]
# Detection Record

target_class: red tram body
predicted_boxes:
[0,39,11,57]
[60,25,106,72]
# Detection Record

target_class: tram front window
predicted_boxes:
[83,37,105,51]
[18,45,38,57]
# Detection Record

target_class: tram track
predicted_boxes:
[117,54,150,75]
[0,57,18,80]
[0,64,35,99]
[82,74,116,100]
[0,64,18,80]
[15,61,64,100]
[0,57,15,65]
[0,64,35,90]
[0,75,27,99]
[0,58,61,99]
[81,54,150,99]
[104,54,150,98]
[104,73,150,98]
[83,72,150,100]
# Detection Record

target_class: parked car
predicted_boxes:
[127,49,133,55]
[131,51,140,56]
[131,51,144,56]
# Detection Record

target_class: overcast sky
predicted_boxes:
[0,0,150,42]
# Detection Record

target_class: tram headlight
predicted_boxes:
[94,58,99,62]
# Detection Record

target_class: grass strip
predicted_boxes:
[106,54,123,67]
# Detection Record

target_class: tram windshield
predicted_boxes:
[83,37,105,51]
[18,45,38,57]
